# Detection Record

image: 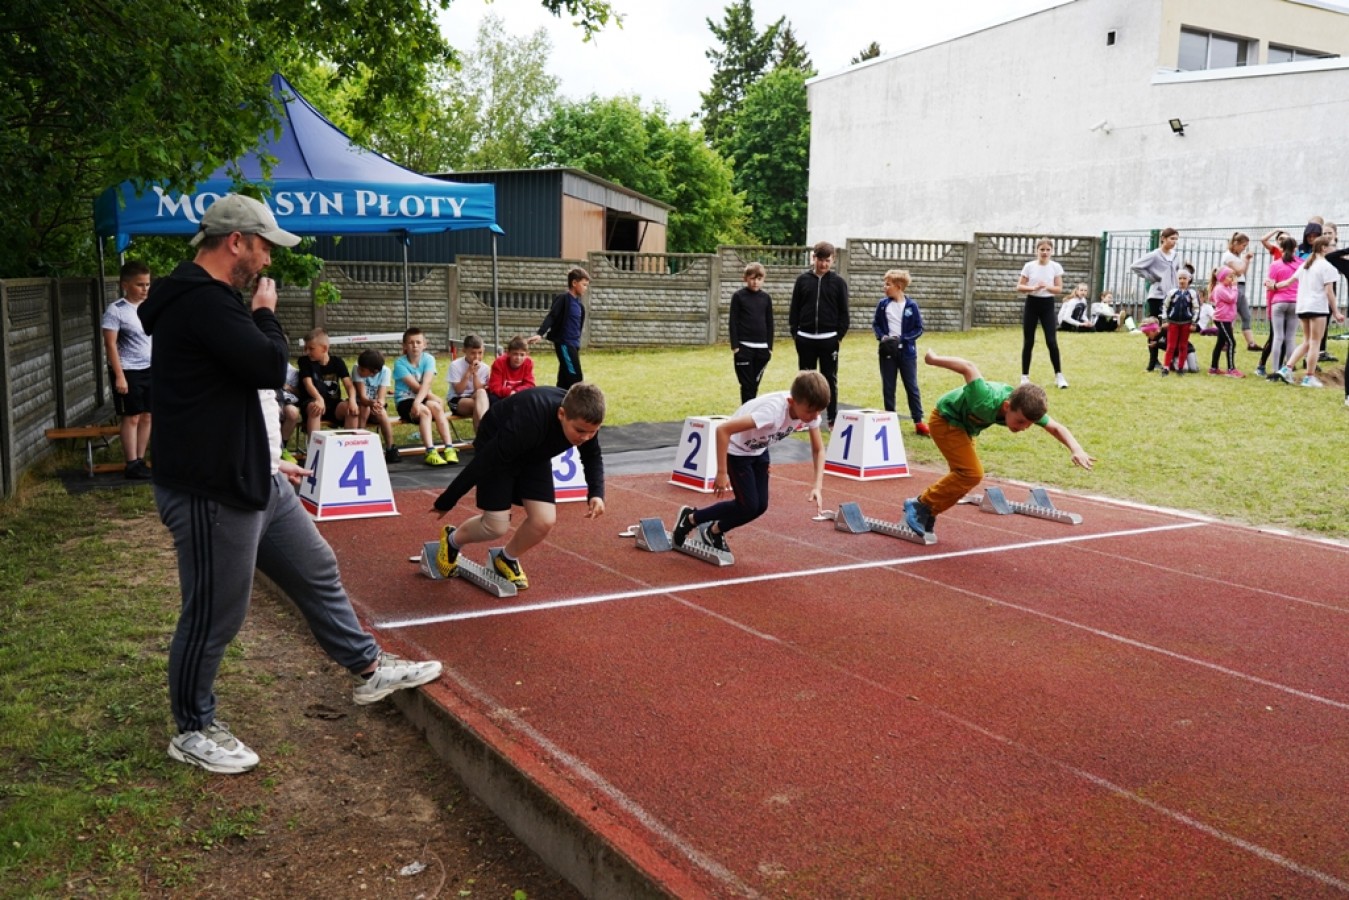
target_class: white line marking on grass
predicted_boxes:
[379,521,1202,629]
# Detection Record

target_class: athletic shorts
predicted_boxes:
[1298,311,1330,320]
[475,458,555,511]
[111,367,152,416]
[448,395,470,416]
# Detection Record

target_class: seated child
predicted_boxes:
[902,350,1093,536]
[447,334,492,429]
[298,328,357,433]
[1196,298,1218,336]
[353,348,398,464]
[278,362,302,461]
[672,371,829,553]
[1090,291,1130,332]
[393,327,459,467]
[433,383,606,590]
[1056,283,1094,332]
[487,335,536,401]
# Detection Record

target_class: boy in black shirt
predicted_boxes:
[432,383,605,590]
[728,262,774,402]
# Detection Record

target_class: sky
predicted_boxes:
[437,0,1063,121]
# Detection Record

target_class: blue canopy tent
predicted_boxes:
[95,73,505,340]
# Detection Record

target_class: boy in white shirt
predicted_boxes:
[446,334,491,429]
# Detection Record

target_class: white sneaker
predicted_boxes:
[352,653,443,705]
[1301,375,1324,388]
[1054,373,1069,389]
[168,721,259,774]
[1020,375,1031,385]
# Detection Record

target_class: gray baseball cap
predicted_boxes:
[190,194,301,248]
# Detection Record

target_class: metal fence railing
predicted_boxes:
[1102,226,1348,342]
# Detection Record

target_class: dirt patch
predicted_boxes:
[161,544,582,898]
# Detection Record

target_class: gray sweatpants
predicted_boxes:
[155,473,379,732]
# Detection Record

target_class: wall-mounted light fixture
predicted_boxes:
[1168,118,1186,136]
[1090,119,1113,134]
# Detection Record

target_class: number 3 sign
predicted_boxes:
[298,430,399,520]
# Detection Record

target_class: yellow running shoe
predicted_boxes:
[493,551,528,590]
[436,525,459,578]
[441,446,459,464]
[423,448,447,466]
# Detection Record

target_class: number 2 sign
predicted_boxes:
[669,415,730,493]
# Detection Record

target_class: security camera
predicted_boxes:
[1090,119,1112,133]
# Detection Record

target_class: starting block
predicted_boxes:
[620,516,733,566]
[418,541,519,597]
[822,501,936,545]
[961,486,1082,525]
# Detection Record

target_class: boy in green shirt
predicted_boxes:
[904,350,1094,535]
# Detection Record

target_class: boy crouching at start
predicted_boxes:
[673,370,829,553]
[432,383,605,590]
[902,350,1093,536]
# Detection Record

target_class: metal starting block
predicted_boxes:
[677,528,735,566]
[826,501,936,545]
[622,517,733,565]
[418,541,519,597]
[962,486,1082,525]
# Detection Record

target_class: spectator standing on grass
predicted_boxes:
[1160,269,1199,376]
[137,193,442,775]
[728,262,774,403]
[1219,232,1261,352]
[528,267,589,389]
[872,269,927,435]
[789,241,850,427]
[1272,235,1344,388]
[1208,267,1243,377]
[1261,235,1302,380]
[394,327,459,466]
[1017,238,1068,388]
[1130,227,1181,320]
[101,260,154,480]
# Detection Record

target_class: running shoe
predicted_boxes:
[493,552,529,589]
[168,721,259,775]
[672,506,697,548]
[436,525,459,578]
[352,653,443,705]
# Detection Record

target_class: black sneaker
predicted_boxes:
[700,524,730,553]
[125,459,152,480]
[384,446,400,464]
[672,506,697,548]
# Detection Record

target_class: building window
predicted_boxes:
[1178,27,1251,71]
[1268,43,1335,64]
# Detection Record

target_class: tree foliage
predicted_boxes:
[775,25,814,73]
[0,0,616,277]
[527,96,750,253]
[723,67,812,246]
[851,41,882,65]
[698,0,783,151]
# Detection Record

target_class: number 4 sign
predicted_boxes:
[298,430,399,520]
[824,410,909,480]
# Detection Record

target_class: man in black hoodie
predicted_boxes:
[139,194,442,775]
[789,241,850,427]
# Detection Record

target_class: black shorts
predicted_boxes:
[316,395,342,424]
[475,458,555,511]
[111,367,152,416]
[1299,311,1330,321]
[448,395,469,416]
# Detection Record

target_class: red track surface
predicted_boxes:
[322,463,1349,898]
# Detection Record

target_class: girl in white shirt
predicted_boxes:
[1016,238,1068,388]
[1272,235,1345,387]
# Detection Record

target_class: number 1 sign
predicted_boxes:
[824,410,909,480]
[297,430,399,520]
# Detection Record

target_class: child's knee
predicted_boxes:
[480,510,512,540]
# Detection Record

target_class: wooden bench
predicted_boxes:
[390,414,475,458]
[44,424,123,477]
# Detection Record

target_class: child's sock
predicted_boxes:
[498,549,518,564]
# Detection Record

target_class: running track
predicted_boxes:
[324,462,1349,898]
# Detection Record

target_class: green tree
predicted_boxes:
[851,41,882,64]
[699,0,783,151]
[775,25,814,73]
[0,0,616,277]
[528,96,750,253]
[723,67,811,246]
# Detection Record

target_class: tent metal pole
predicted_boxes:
[401,232,411,331]
[491,231,501,353]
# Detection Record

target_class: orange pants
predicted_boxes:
[917,410,983,515]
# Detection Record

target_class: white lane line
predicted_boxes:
[380,521,1204,629]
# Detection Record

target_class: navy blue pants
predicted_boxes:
[690,451,770,534]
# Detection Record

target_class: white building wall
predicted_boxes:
[806,0,1349,242]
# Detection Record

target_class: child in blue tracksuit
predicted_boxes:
[872,269,927,435]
